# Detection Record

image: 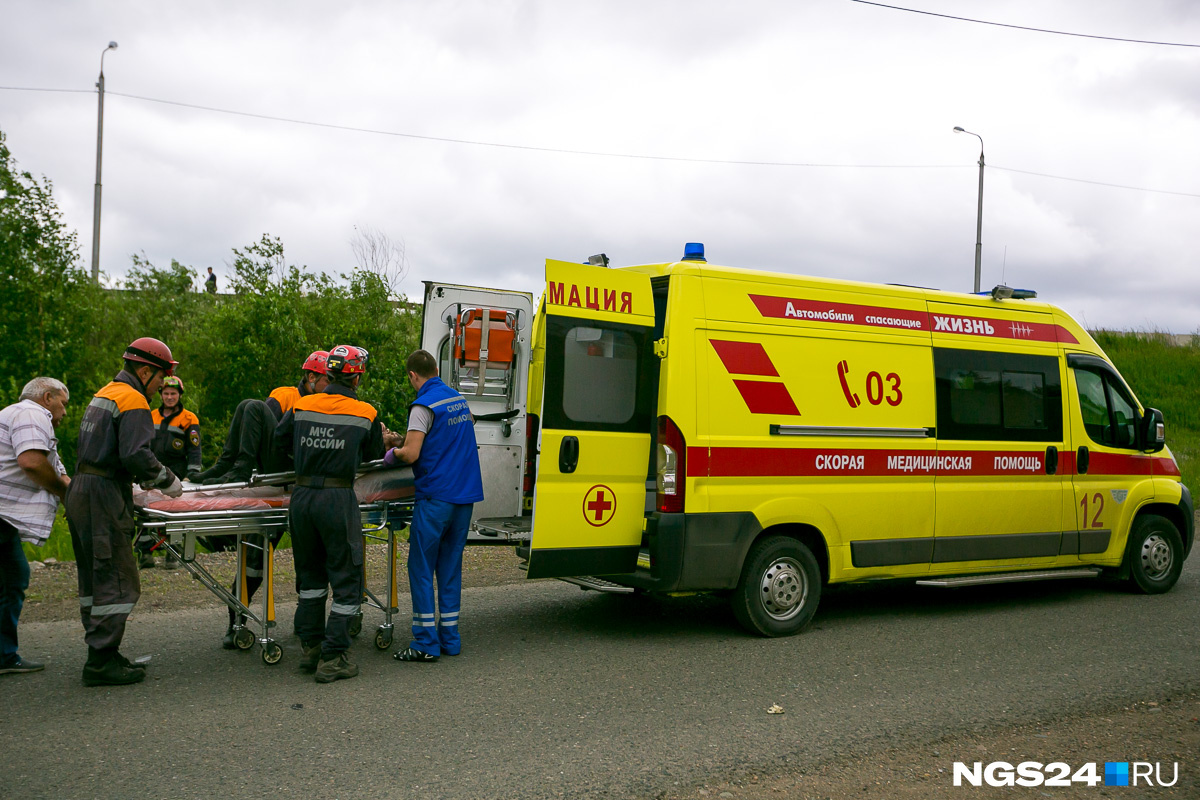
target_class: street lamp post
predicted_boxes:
[92,41,118,284]
[954,126,985,293]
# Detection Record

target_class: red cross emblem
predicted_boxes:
[582,484,616,527]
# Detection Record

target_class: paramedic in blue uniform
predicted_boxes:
[388,349,483,663]
[275,345,384,683]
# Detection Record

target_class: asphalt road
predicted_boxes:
[3,559,1198,800]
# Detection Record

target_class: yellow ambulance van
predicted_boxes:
[422,244,1193,636]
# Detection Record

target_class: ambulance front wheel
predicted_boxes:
[1126,514,1184,594]
[732,536,821,637]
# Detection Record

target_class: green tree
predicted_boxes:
[0,130,106,466]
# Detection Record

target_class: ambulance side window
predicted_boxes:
[1109,386,1137,448]
[542,315,654,433]
[934,349,1062,442]
[1075,370,1110,443]
[1074,368,1138,449]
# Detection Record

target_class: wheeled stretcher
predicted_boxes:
[133,460,415,664]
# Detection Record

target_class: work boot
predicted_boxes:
[221,625,237,650]
[297,641,322,674]
[137,550,156,570]
[82,654,146,687]
[113,652,147,674]
[163,551,183,570]
[314,652,358,683]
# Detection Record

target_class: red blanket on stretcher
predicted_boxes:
[135,467,415,512]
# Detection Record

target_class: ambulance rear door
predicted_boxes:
[419,281,534,523]
[526,260,656,579]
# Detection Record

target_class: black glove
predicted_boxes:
[186,470,202,483]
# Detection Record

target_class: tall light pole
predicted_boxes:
[954,126,984,293]
[92,41,118,284]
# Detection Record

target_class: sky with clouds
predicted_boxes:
[3,0,1199,332]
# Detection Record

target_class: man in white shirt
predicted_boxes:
[0,377,70,675]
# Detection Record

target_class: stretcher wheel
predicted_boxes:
[348,613,363,637]
[261,642,283,665]
[374,627,393,650]
[234,628,256,650]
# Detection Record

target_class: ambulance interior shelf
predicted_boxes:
[448,305,521,425]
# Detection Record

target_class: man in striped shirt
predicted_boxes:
[0,377,71,675]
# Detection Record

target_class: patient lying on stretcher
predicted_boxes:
[134,431,412,649]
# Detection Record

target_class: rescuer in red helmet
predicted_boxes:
[65,337,184,686]
[275,344,385,682]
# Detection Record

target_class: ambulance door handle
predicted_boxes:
[1076,446,1089,475]
[559,436,579,473]
[1045,446,1058,475]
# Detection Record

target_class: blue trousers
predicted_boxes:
[0,519,30,663]
[407,499,473,656]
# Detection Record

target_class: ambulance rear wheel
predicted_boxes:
[732,536,821,637]
[1126,514,1183,594]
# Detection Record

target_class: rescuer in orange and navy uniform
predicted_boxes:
[276,345,384,683]
[66,337,184,687]
[193,351,329,485]
[136,376,202,569]
[149,376,202,481]
[205,352,330,648]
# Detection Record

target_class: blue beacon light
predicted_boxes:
[682,242,706,262]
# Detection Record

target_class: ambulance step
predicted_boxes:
[915,568,1102,588]
[558,576,635,594]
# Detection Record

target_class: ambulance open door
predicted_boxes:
[525,260,656,579]
[419,281,534,523]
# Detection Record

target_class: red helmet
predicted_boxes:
[302,350,329,375]
[160,376,185,394]
[124,337,178,375]
[326,345,368,375]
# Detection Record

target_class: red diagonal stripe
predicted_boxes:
[733,380,800,416]
[709,339,779,376]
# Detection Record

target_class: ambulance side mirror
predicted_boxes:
[1139,407,1166,453]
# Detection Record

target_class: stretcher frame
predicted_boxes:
[135,461,414,665]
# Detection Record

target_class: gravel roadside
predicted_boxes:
[22,540,527,624]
